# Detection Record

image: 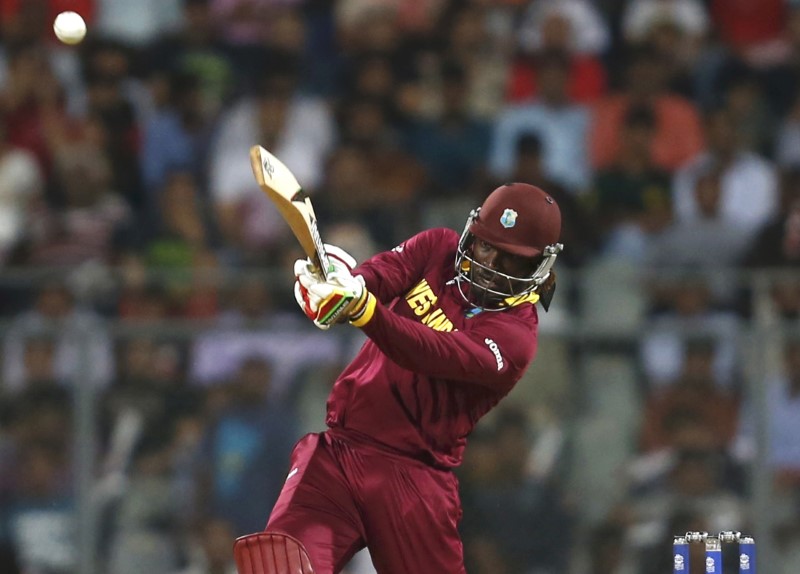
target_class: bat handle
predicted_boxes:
[312,257,330,281]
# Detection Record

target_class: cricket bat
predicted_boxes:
[249,145,331,279]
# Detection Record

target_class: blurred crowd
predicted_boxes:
[2,0,800,573]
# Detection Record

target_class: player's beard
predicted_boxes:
[465,262,512,308]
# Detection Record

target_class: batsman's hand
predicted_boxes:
[325,244,357,276]
[307,271,368,327]
[293,245,370,329]
[294,259,327,329]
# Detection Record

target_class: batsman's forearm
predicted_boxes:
[351,298,533,390]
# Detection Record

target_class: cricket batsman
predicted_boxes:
[233,183,563,574]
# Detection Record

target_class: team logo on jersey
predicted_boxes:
[405,279,456,332]
[500,208,518,228]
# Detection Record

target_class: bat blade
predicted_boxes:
[249,145,330,279]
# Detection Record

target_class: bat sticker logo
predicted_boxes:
[262,156,275,179]
[500,209,517,228]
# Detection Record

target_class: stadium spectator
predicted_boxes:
[646,165,752,306]
[324,96,426,248]
[516,0,611,56]
[776,96,800,169]
[24,143,133,267]
[2,281,114,392]
[460,408,573,573]
[0,42,65,173]
[504,132,598,267]
[143,0,235,120]
[507,3,608,104]
[490,48,591,194]
[0,116,44,264]
[189,277,341,398]
[106,430,187,574]
[622,0,710,47]
[194,356,299,535]
[639,338,740,453]
[591,103,671,261]
[208,56,334,260]
[95,0,183,47]
[672,107,779,241]
[140,72,213,201]
[736,337,800,488]
[589,43,704,173]
[1,439,76,573]
[709,0,789,68]
[401,60,491,208]
[640,275,742,391]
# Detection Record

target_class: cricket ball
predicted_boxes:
[53,11,87,45]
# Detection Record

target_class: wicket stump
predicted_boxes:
[673,531,756,573]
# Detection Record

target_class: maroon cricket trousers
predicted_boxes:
[266,431,467,574]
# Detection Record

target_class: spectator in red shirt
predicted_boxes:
[589,43,704,173]
[507,8,607,104]
[711,0,789,67]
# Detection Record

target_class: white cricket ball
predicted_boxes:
[53,11,87,45]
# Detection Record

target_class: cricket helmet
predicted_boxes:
[455,183,563,309]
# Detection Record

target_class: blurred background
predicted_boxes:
[1,0,800,573]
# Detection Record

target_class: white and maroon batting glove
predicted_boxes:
[293,244,360,330]
[294,259,328,329]
[324,244,357,276]
[305,272,367,328]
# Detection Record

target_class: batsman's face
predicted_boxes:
[469,239,537,300]
[472,239,535,280]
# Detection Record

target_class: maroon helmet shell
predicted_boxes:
[469,183,561,258]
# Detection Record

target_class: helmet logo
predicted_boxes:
[500,208,518,228]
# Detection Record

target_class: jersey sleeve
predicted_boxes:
[354,229,455,304]
[357,302,538,392]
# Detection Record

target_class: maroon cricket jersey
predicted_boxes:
[325,228,540,469]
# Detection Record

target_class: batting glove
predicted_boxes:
[306,271,369,328]
[294,260,329,329]
[296,244,357,283]
[293,244,361,329]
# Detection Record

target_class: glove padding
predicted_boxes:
[294,244,356,287]
[307,271,367,327]
[294,245,364,329]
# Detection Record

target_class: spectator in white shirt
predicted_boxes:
[95,0,184,47]
[489,49,591,194]
[672,107,778,240]
[2,282,114,393]
[622,0,709,44]
[736,338,800,486]
[207,57,334,259]
[0,121,43,264]
[517,0,611,56]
